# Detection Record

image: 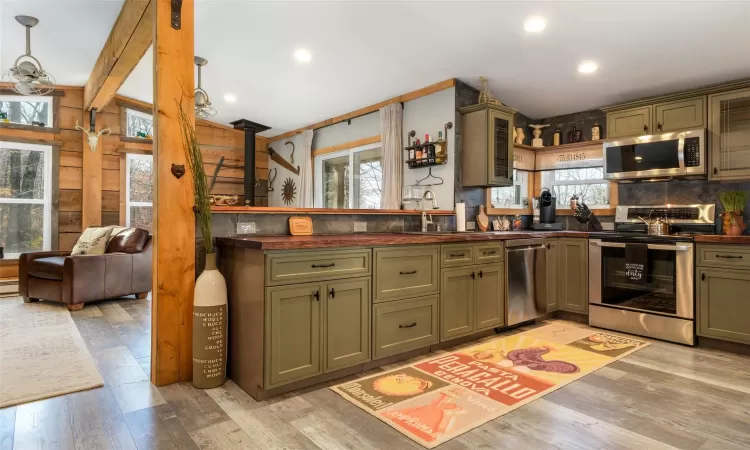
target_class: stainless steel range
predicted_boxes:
[588,204,716,345]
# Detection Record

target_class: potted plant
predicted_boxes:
[178,102,227,389]
[719,191,748,236]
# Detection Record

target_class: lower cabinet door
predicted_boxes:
[475,263,505,331]
[698,268,750,344]
[558,239,589,314]
[265,283,322,388]
[440,267,476,340]
[373,295,439,359]
[323,277,371,372]
[546,240,558,312]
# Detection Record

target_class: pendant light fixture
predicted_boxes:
[3,16,56,95]
[194,56,217,119]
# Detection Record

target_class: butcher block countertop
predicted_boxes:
[694,235,750,244]
[216,231,590,250]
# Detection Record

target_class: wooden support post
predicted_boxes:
[82,111,103,227]
[151,0,195,386]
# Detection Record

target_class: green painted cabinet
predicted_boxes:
[546,239,558,312]
[440,267,476,339]
[459,103,515,187]
[475,263,505,330]
[373,295,439,359]
[557,239,588,314]
[374,246,439,302]
[708,88,750,181]
[265,283,322,388]
[654,97,705,132]
[323,277,371,372]
[607,106,652,138]
[698,268,750,345]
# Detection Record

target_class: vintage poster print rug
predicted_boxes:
[331,322,649,448]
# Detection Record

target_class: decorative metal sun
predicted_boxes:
[281,177,297,205]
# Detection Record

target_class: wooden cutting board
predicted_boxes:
[289,216,313,235]
[477,205,489,232]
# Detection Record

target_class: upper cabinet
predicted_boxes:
[607,106,652,138]
[606,96,706,139]
[460,103,514,186]
[708,88,750,181]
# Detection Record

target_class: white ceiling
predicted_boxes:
[3,1,750,137]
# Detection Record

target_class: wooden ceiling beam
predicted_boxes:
[83,0,153,112]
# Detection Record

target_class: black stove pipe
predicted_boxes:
[230,119,270,206]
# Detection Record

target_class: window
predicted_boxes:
[125,108,154,138]
[490,170,530,209]
[540,167,610,208]
[314,143,382,209]
[126,153,153,231]
[0,95,53,127]
[0,142,52,258]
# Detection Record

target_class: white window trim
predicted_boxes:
[313,142,382,209]
[125,153,153,227]
[0,95,54,127]
[125,108,154,137]
[490,169,529,210]
[0,141,52,258]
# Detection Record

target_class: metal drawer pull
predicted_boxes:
[399,270,417,275]
[470,272,476,279]
[329,288,335,298]
[478,270,483,278]
[483,250,497,255]
[313,290,320,301]
[311,263,336,268]
[701,273,706,281]
[399,322,417,329]
[716,255,743,259]
[449,253,466,257]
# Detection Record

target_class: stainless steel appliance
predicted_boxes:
[603,128,706,181]
[506,239,548,326]
[588,204,715,345]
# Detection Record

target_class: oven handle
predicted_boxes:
[591,241,692,252]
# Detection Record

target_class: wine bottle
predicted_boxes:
[415,139,422,166]
[408,142,416,168]
[435,131,444,164]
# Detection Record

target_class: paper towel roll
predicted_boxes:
[456,203,466,232]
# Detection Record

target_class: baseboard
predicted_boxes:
[698,336,750,356]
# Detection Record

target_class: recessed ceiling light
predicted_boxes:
[294,48,312,63]
[224,93,237,103]
[524,16,546,33]
[577,60,598,74]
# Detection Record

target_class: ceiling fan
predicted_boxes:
[194,56,217,119]
[3,16,55,96]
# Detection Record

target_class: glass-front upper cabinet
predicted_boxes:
[709,88,750,180]
[460,103,514,187]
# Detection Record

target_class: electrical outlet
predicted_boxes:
[466,221,476,231]
[236,222,256,234]
[353,222,367,233]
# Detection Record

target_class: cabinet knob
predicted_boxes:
[470,272,476,280]
[657,122,662,132]
[713,167,718,175]
[701,273,705,281]
[329,288,335,298]
[643,124,648,132]
[478,270,483,278]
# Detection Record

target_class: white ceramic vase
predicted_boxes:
[192,252,228,389]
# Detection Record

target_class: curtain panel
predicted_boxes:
[379,103,403,209]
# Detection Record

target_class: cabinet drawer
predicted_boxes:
[697,245,750,270]
[373,295,439,359]
[474,243,504,264]
[266,249,371,286]
[441,244,474,268]
[374,246,439,302]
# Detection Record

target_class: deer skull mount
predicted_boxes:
[75,120,111,152]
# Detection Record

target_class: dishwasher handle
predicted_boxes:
[506,244,549,252]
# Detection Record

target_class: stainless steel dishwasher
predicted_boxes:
[505,239,549,326]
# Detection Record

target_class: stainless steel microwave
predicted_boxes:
[602,128,706,181]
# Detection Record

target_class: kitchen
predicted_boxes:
[2,1,749,448]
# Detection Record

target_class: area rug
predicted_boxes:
[0,298,104,408]
[331,321,649,448]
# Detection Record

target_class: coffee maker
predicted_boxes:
[533,188,563,231]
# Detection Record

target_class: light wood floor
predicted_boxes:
[1,295,749,450]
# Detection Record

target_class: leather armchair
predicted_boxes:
[19,230,152,311]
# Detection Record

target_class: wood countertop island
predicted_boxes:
[216,231,591,250]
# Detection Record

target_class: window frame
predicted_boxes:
[125,153,154,228]
[313,142,383,209]
[487,169,532,214]
[121,106,154,140]
[0,141,53,258]
[539,167,614,212]
[0,95,54,128]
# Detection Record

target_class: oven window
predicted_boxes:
[606,140,680,173]
[601,246,677,315]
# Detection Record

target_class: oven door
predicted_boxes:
[589,239,694,319]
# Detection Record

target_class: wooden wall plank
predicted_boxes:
[152,0,195,386]
[58,233,80,251]
[0,262,19,279]
[59,190,83,212]
[59,212,83,233]
[103,154,120,170]
[60,167,83,189]
[102,191,120,211]
[103,169,120,191]
[102,211,120,226]
[60,151,83,168]
[54,130,83,152]
[59,106,83,130]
